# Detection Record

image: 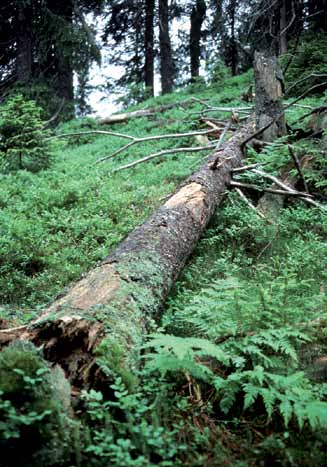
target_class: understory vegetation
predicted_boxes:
[0,67,326,466]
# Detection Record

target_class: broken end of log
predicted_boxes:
[0,314,104,389]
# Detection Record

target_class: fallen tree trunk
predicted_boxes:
[0,121,254,391]
[98,101,192,125]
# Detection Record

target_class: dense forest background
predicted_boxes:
[1,0,326,116]
[0,1,327,467]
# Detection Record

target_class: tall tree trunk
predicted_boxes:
[16,3,32,82]
[229,0,237,76]
[254,48,287,218]
[47,0,74,119]
[279,0,287,55]
[144,0,155,96]
[159,0,173,94]
[190,0,206,81]
[254,50,286,141]
[0,121,254,390]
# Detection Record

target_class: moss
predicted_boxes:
[0,341,73,467]
[95,337,139,391]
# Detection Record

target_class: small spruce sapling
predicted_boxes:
[0,95,52,172]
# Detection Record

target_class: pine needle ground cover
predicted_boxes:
[0,73,326,466]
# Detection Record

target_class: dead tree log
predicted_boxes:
[254,50,286,141]
[0,121,254,391]
[254,49,287,218]
[98,102,190,125]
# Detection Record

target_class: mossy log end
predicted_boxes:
[0,121,254,391]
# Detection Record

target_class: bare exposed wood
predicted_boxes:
[114,143,217,172]
[98,100,196,125]
[0,121,255,389]
[99,109,156,125]
[254,50,286,141]
[95,129,218,163]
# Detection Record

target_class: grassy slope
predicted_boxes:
[0,72,253,314]
[0,71,326,466]
[0,71,325,318]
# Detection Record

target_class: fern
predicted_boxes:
[144,333,230,381]
[144,326,326,430]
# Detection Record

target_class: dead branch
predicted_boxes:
[48,130,134,141]
[288,145,309,193]
[95,129,218,163]
[235,188,266,220]
[215,120,231,150]
[98,99,209,125]
[230,181,326,211]
[195,106,253,117]
[230,181,310,197]
[43,98,66,128]
[285,73,327,97]
[295,105,327,123]
[114,143,218,172]
[282,30,301,75]
[241,82,327,149]
[231,162,269,173]
[251,168,313,197]
[209,121,233,169]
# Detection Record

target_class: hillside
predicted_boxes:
[0,72,327,466]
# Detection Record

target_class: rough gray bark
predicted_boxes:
[159,0,174,94]
[16,3,32,82]
[279,0,287,55]
[254,50,286,141]
[254,49,286,217]
[0,121,254,390]
[144,0,155,95]
[47,0,74,119]
[229,0,237,76]
[190,0,206,80]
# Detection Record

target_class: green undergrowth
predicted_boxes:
[0,70,324,313]
[0,70,326,466]
[0,71,260,313]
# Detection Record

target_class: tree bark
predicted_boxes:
[159,0,174,94]
[254,50,286,141]
[46,0,75,119]
[229,0,237,76]
[98,101,193,125]
[190,0,206,81]
[0,121,254,390]
[16,3,33,82]
[279,0,287,55]
[254,48,286,218]
[144,0,155,96]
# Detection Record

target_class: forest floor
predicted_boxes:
[0,71,326,466]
